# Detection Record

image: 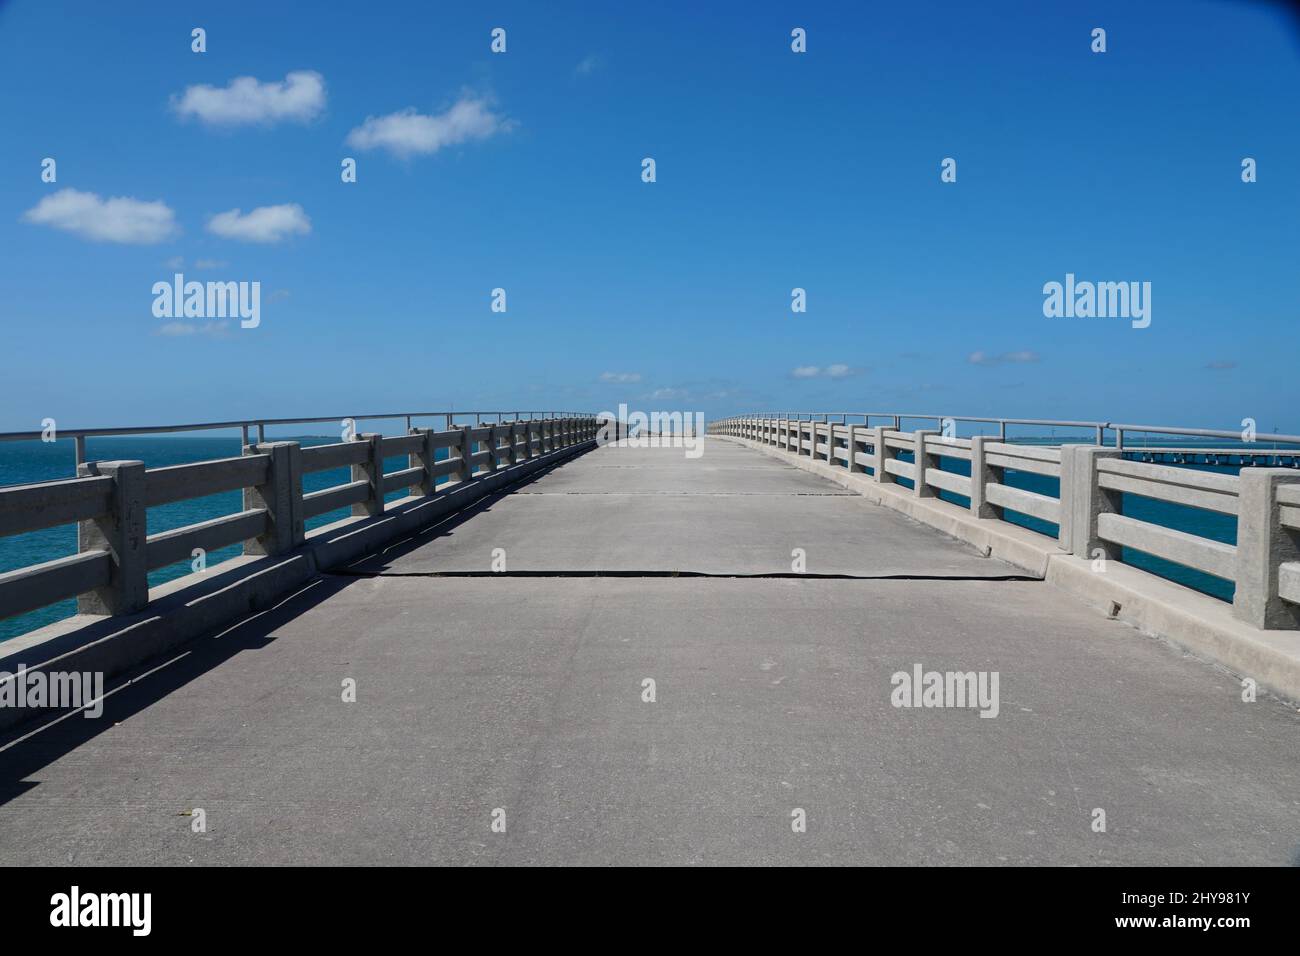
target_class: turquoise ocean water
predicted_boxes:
[1,434,1295,642]
[0,435,450,641]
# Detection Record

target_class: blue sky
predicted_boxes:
[1,0,1298,435]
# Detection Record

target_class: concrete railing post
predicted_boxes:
[824,422,836,464]
[351,432,384,517]
[488,424,503,472]
[872,426,895,484]
[76,459,147,616]
[1067,446,1123,561]
[510,421,523,464]
[1233,469,1300,629]
[1057,445,1076,550]
[481,425,493,472]
[847,424,864,474]
[913,430,940,497]
[457,425,474,483]
[969,436,1002,519]
[244,440,304,555]
[411,427,437,495]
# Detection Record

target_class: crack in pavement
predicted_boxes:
[326,569,1040,581]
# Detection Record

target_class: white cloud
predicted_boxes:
[649,387,688,400]
[791,363,860,379]
[600,371,641,383]
[22,188,177,244]
[171,71,326,126]
[968,350,1041,366]
[194,258,228,270]
[206,204,311,243]
[574,54,604,77]
[157,321,229,337]
[345,94,513,159]
[165,255,185,269]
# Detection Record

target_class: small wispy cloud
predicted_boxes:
[968,350,1040,366]
[206,204,311,243]
[600,371,642,383]
[790,363,860,379]
[345,93,514,159]
[171,71,326,126]
[1204,359,1237,370]
[23,188,177,244]
[649,387,688,400]
[194,258,228,270]
[156,321,230,338]
[574,54,604,78]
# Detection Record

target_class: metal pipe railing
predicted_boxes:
[0,411,596,473]
[709,413,1300,449]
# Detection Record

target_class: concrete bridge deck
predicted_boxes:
[1,438,1297,866]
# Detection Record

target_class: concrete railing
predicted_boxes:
[712,415,1300,631]
[0,414,597,627]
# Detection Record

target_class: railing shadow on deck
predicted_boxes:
[0,571,354,809]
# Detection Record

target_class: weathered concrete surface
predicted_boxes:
[512,440,855,495]
[347,443,1011,578]
[1,439,1297,866]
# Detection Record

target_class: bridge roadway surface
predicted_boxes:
[1,439,1297,866]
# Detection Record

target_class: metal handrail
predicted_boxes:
[716,413,1300,449]
[0,410,596,472]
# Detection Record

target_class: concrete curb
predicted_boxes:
[719,434,1300,702]
[0,441,598,732]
